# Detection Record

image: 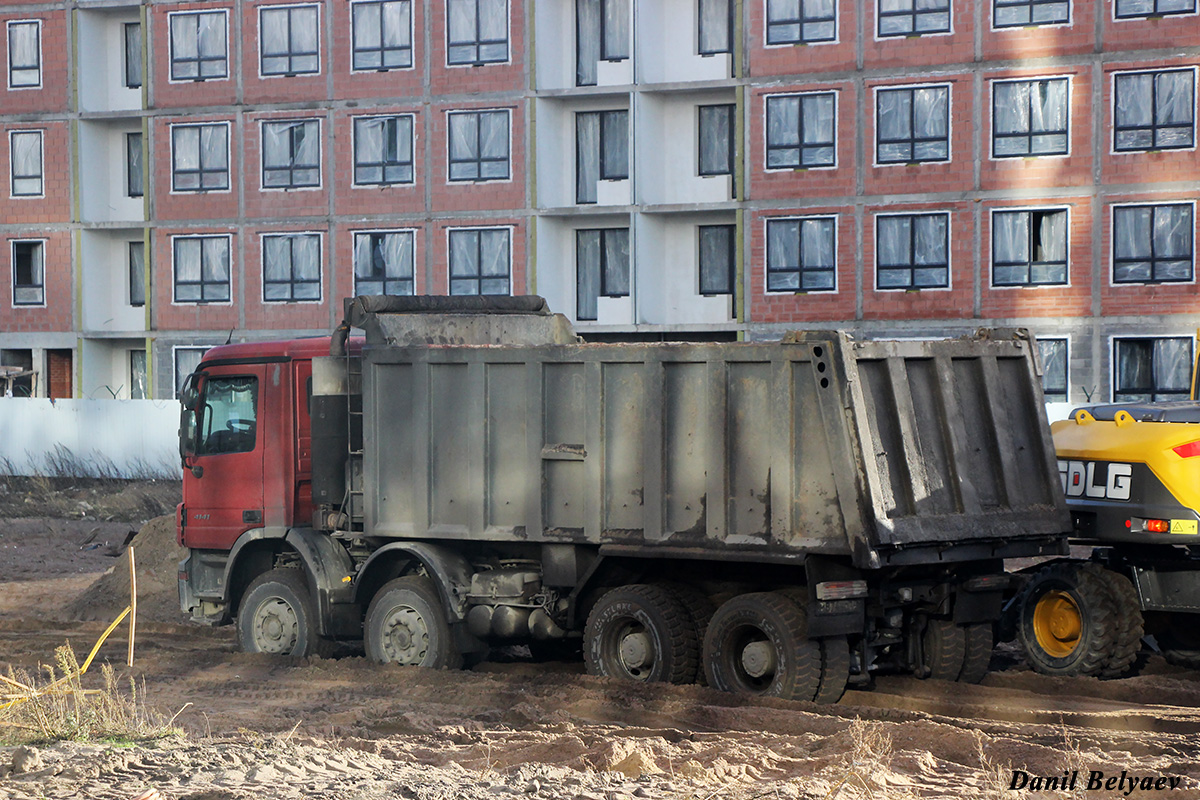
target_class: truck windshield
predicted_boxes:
[199,376,258,455]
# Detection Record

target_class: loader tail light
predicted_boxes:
[1145,519,1170,533]
[965,574,1010,591]
[815,580,868,600]
[1173,440,1200,459]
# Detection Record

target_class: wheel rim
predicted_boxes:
[251,596,300,655]
[726,625,777,692]
[610,620,656,680]
[380,605,430,665]
[1032,589,1083,658]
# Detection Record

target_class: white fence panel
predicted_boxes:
[0,398,181,478]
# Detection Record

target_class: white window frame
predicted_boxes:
[763,0,840,47]
[763,90,839,172]
[170,233,234,306]
[257,3,322,79]
[170,121,233,195]
[446,225,514,296]
[1109,67,1198,155]
[173,345,210,399]
[874,0,954,40]
[1036,336,1070,403]
[1113,0,1197,21]
[8,129,43,199]
[10,238,46,307]
[350,0,415,72]
[872,82,954,167]
[991,0,1072,29]
[988,75,1073,161]
[167,9,230,83]
[988,205,1072,289]
[352,113,417,187]
[1110,335,1194,403]
[259,118,323,191]
[260,231,324,304]
[1108,200,1196,286]
[6,20,42,91]
[764,215,839,294]
[873,211,954,292]
[353,228,418,296]
[446,108,512,184]
[446,0,512,68]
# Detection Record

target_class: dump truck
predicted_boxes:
[177,296,1068,703]
[1014,386,1200,677]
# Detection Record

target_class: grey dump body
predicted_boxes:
[319,299,1068,571]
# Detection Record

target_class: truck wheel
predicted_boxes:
[703,592,822,702]
[1016,563,1117,677]
[655,582,716,684]
[365,576,462,670]
[1092,566,1145,678]
[957,623,993,684]
[1157,615,1200,669]
[237,568,323,657]
[584,585,699,684]
[814,636,850,704]
[920,619,966,680]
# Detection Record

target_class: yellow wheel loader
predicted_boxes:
[1016,397,1200,677]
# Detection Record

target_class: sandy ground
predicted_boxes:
[3,486,1200,799]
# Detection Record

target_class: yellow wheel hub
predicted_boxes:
[1032,590,1083,658]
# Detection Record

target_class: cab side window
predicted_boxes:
[200,376,259,454]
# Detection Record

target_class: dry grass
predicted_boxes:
[824,718,917,800]
[0,643,184,746]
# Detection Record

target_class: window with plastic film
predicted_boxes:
[1037,337,1068,403]
[449,228,510,295]
[1112,204,1193,284]
[877,85,949,163]
[353,1,412,70]
[767,0,836,44]
[7,21,40,88]
[173,124,229,192]
[12,241,44,306]
[259,5,320,76]
[576,0,630,86]
[992,78,1068,157]
[699,0,732,53]
[10,131,42,197]
[447,0,508,65]
[876,213,949,289]
[766,92,835,169]
[1114,69,1195,152]
[992,209,1068,286]
[576,228,629,320]
[199,376,258,455]
[174,348,206,399]
[698,104,734,176]
[767,217,835,292]
[173,236,231,303]
[993,0,1068,26]
[1116,0,1195,18]
[699,224,735,295]
[354,116,414,185]
[448,110,510,181]
[262,120,320,188]
[129,242,145,307]
[1114,337,1193,403]
[124,23,142,88]
[576,110,629,204]
[263,234,321,302]
[354,231,415,296]
[170,11,228,81]
[878,0,950,36]
[130,350,147,400]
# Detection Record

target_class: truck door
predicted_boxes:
[181,367,266,550]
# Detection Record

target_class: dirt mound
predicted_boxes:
[0,478,180,522]
[64,515,189,624]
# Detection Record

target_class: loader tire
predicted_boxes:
[1017,562,1117,677]
[703,592,822,702]
[585,584,699,684]
[920,619,966,680]
[1092,565,1145,678]
[957,623,993,684]
[1157,615,1200,669]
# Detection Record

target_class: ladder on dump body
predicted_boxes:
[345,353,366,530]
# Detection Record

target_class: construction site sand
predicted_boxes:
[3,512,1200,799]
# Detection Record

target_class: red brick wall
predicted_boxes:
[748,82,856,201]
[329,0,424,100]
[334,221,429,296]
[428,0,525,96]
[149,3,238,109]
[332,106,426,217]
[748,207,856,324]
[429,100,526,213]
[46,348,70,399]
[1101,59,1200,187]
[242,224,332,330]
[152,115,241,222]
[746,0,857,76]
[242,110,332,220]
[0,121,69,224]
[1100,191,1200,317]
[152,226,240,331]
[0,11,68,113]
[429,218,527,295]
[861,0,973,70]
[982,2,1095,59]
[240,0,330,106]
[1105,4,1200,51]
[0,230,71,332]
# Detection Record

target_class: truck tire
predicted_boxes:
[237,568,325,658]
[957,623,993,684]
[365,576,463,670]
[814,636,850,704]
[655,582,717,685]
[920,619,966,680]
[584,584,699,684]
[1016,562,1117,677]
[703,592,822,702]
[1092,565,1144,678]
[1157,615,1200,669]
